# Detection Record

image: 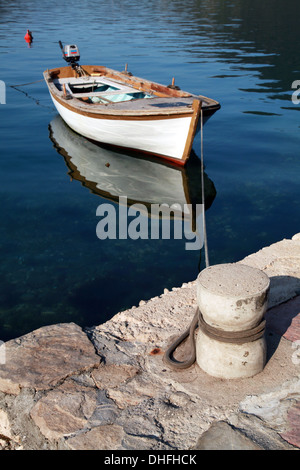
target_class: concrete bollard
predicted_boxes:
[196,263,270,379]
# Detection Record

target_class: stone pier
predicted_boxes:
[0,235,299,450]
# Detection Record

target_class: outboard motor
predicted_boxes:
[59,41,80,65]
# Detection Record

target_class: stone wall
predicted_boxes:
[0,235,299,450]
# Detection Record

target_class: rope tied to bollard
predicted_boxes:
[198,311,266,344]
[163,307,266,370]
[163,107,207,371]
[163,109,266,371]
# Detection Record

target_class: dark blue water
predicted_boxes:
[1,0,299,341]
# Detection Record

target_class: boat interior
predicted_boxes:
[53,75,155,104]
[45,65,221,115]
[46,65,195,106]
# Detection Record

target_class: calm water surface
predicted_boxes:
[1,0,299,340]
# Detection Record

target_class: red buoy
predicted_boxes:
[24,29,33,44]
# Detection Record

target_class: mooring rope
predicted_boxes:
[198,311,266,344]
[163,307,266,370]
[200,108,209,269]
[163,109,267,369]
[9,79,54,110]
[163,309,199,370]
[9,79,44,88]
[163,106,209,370]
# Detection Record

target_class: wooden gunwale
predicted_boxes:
[44,65,219,121]
[48,90,195,121]
[46,65,191,98]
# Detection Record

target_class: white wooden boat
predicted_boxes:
[44,47,220,166]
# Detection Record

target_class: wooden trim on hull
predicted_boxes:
[182,99,201,163]
[50,90,194,121]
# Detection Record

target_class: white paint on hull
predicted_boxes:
[51,96,193,160]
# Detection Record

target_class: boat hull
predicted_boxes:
[50,94,194,163]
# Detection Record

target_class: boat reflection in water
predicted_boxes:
[48,115,216,250]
